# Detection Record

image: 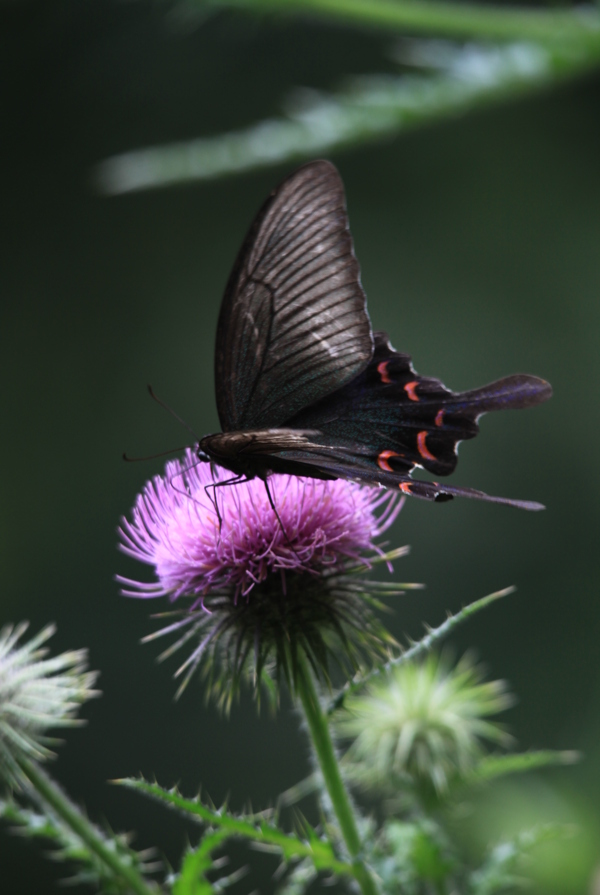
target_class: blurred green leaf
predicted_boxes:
[172,831,229,895]
[469,824,574,895]
[462,749,580,788]
[117,777,354,878]
[0,797,158,894]
[372,819,455,893]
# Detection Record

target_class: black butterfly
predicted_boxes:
[198,160,551,510]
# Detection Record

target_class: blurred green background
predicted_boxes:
[2,1,599,892]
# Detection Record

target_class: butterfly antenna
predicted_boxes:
[147,384,201,443]
[156,452,210,509]
[123,446,187,462]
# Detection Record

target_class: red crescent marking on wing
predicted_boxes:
[417,430,437,462]
[399,482,413,494]
[377,361,392,384]
[435,409,445,427]
[377,449,400,472]
[404,381,419,401]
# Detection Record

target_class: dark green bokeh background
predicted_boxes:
[2,2,599,892]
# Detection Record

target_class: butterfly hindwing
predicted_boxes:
[225,331,550,508]
[286,332,460,477]
[288,332,550,478]
[214,160,373,432]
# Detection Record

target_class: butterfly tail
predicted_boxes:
[453,374,552,418]
[397,477,546,510]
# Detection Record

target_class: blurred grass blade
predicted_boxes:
[95,39,596,194]
[209,0,600,46]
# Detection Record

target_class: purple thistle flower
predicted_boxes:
[119,450,402,601]
[118,450,405,699]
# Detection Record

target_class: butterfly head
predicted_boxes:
[198,431,262,480]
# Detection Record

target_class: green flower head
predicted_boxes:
[0,623,99,790]
[336,653,514,798]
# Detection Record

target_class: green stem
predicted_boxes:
[295,653,379,895]
[18,758,156,895]
[216,0,600,48]
[327,587,514,714]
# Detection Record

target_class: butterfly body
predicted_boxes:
[199,429,338,482]
[199,160,551,510]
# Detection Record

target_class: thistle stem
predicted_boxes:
[17,758,156,895]
[214,0,600,49]
[295,653,379,895]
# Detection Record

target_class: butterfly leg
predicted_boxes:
[262,477,302,558]
[205,473,251,532]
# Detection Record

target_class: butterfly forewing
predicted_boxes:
[214,160,373,432]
